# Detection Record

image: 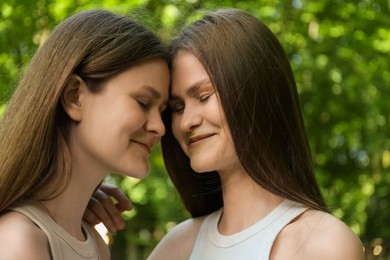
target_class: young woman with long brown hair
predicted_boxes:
[0,9,169,259]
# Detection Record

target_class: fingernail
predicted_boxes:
[118,222,125,230]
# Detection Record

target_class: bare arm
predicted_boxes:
[148,217,206,260]
[0,211,51,260]
[309,217,364,260]
[271,210,364,260]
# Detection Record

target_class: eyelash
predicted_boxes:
[199,93,212,102]
[137,100,150,111]
[170,93,213,114]
[171,104,184,114]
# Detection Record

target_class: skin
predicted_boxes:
[85,52,364,260]
[168,53,240,174]
[148,51,364,260]
[84,183,133,233]
[0,58,169,259]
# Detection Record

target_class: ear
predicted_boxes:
[61,74,87,122]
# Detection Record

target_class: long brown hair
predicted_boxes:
[162,8,327,217]
[0,9,167,212]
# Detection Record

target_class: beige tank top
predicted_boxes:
[11,202,103,260]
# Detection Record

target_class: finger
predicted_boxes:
[115,202,133,213]
[83,208,101,226]
[99,183,132,211]
[87,196,118,233]
[93,189,126,231]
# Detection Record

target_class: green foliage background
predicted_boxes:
[1,0,389,259]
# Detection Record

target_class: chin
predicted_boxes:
[125,171,149,179]
[190,161,213,173]
[121,165,149,179]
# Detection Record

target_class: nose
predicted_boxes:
[145,111,166,137]
[179,106,202,133]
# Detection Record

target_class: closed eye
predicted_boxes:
[159,103,168,114]
[199,93,213,102]
[169,102,184,114]
[137,100,149,111]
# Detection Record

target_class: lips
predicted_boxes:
[189,134,215,146]
[131,140,153,153]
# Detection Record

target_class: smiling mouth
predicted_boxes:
[189,134,215,146]
[132,140,151,153]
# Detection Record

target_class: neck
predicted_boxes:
[217,168,284,235]
[41,163,105,241]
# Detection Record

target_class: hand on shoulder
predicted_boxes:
[0,211,51,260]
[147,216,206,260]
[272,210,364,260]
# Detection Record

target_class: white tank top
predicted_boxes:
[190,199,308,260]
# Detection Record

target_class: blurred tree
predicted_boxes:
[1,0,389,259]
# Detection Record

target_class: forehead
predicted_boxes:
[127,59,169,98]
[171,51,210,94]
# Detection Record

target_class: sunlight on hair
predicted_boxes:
[95,223,110,245]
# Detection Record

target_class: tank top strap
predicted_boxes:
[260,200,308,259]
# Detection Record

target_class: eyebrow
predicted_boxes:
[142,85,161,99]
[170,79,212,100]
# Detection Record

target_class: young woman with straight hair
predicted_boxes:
[0,9,169,259]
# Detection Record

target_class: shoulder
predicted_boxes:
[0,211,51,260]
[148,216,207,260]
[271,209,364,260]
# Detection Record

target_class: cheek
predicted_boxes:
[171,116,180,139]
[171,117,189,155]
